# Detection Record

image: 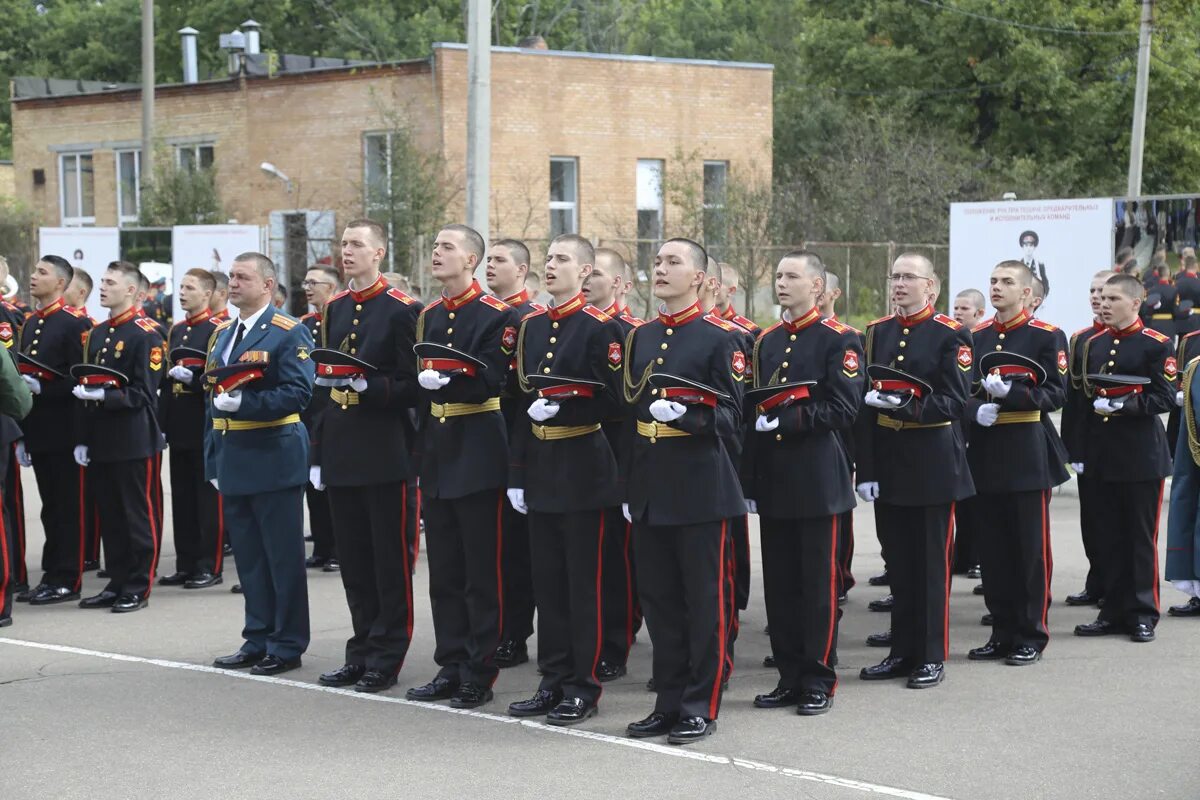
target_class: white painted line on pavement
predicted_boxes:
[0,636,954,800]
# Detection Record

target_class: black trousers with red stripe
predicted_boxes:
[94,457,160,597]
[975,490,1051,650]
[599,506,640,667]
[875,501,953,664]
[305,483,336,561]
[423,489,503,688]
[3,449,25,587]
[837,509,855,594]
[169,446,225,576]
[328,481,414,675]
[529,509,605,704]
[1077,475,1107,598]
[760,515,840,695]
[82,469,100,565]
[31,453,83,590]
[634,519,726,721]
[498,497,535,646]
[1094,479,1164,629]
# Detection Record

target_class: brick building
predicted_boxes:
[10,42,773,301]
[0,161,13,200]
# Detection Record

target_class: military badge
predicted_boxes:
[149,346,163,371]
[956,345,972,371]
[607,341,623,370]
[501,326,517,354]
[1057,350,1068,374]
[732,350,746,379]
[0,322,12,348]
[843,349,859,378]
[1166,356,1178,380]
[297,346,310,361]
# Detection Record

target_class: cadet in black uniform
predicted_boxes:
[1143,273,1179,342]
[0,295,29,594]
[1175,256,1200,336]
[300,265,342,572]
[745,251,863,715]
[406,225,517,710]
[17,255,92,605]
[158,268,225,589]
[855,253,974,689]
[74,260,166,612]
[1074,273,1176,643]
[505,234,624,725]
[622,239,745,745]
[964,261,1069,666]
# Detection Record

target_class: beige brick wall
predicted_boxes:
[0,162,14,200]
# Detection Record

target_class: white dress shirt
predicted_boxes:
[222,302,271,365]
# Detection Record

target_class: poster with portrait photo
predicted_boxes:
[949,198,1115,337]
[171,225,263,319]
[38,227,121,302]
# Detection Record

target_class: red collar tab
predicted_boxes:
[1113,319,1144,337]
[547,293,586,321]
[657,301,703,327]
[720,306,736,321]
[537,383,597,400]
[756,386,811,414]
[36,297,65,318]
[186,308,214,326]
[1092,319,1105,332]
[419,357,478,377]
[1096,384,1143,398]
[110,306,139,327]
[213,309,230,322]
[503,288,533,307]
[993,309,1030,333]
[600,301,622,318]
[896,304,934,327]
[350,275,388,303]
[782,306,821,333]
[659,385,717,408]
[443,280,483,311]
[871,379,925,398]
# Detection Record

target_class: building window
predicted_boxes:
[363,132,395,269]
[177,143,215,172]
[59,152,95,226]
[115,150,141,226]
[703,160,728,243]
[636,159,664,270]
[549,157,578,237]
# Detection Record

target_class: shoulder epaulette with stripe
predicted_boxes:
[731,313,760,331]
[135,317,160,333]
[1072,325,1096,339]
[1141,327,1170,343]
[867,314,894,327]
[821,317,860,335]
[300,311,319,321]
[271,314,298,331]
[619,314,645,328]
[64,306,86,318]
[703,314,739,332]
[214,319,235,333]
[327,289,351,304]
[1028,318,1059,332]
[583,305,611,322]
[760,321,783,337]
[933,313,962,330]
[1182,329,1200,342]
[387,288,416,305]
[521,307,547,323]
[479,294,510,312]
[422,298,445,313]
[971,319,991,334]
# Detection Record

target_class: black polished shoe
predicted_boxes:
[354,670,398,693]
[223,542,234,556]
[508,689,562,717]
[322,558,341,573]
[596,660,627,682]
[1005,646,1042,665]
[304,555,328,569]
[96,569,111,579]
[79,590,119,609]
[1074,619,1122,637]
[29,585,80,605]
[865,630,892,648]
[318,663,367,687]
[82,560,100,572]
[212,650,265,669]
[1168,597,1200,617]
[111,593,147,613]
[547,697,597,726]
[449,682,493,709]
[762,654,776,667]
[493,639,529,668]
[867,594,894,612]
[668,716,715,745]
[972,583,985,596]
[12,581,32,599]
[859,656,912,681]
[250,654,302,676]
[967,564,982,579]
[158,571,189,586]
[627,711,678,738]
[753,686,800,709]
[981,613,995,626]
[796,690,833,716]
[907,662,944,689]
[868,571,889,586]
[968,640,1010,660]
[231,584,243,594]
[1129,623,1156,643]
[184,572,223,589]
[0,616,11,628]
[1065,589,1099,607]
[406,676,458,701]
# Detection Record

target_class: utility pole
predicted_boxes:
[141,0,155,187]
[1127,0,1153,197]
[465,0,491,252]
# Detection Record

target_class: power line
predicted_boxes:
[912,0,1138,37]
[1149,51,1200,82]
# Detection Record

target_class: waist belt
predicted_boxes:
[172,383,195,396]
[212,414,300,433]
[636,420,691,442]
[330,387,360,408]
[1151,313,1173,320]
[531,422,601,441]
[876,416,951,431]
[430,396,501,421]
[993,410,1042,425]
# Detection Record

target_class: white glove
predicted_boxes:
[975,403,1000,427]
[213,390,242,412]
[622,503,632,524]
[73,445,90,467]
[314,376,351,387]
[507,488,528,515]
[1177,390,1185,408]
[755,414,780,432]
[1070,462,1084,475]
[309,466,325,491]
[856,481,879,502]
[72,385,105,402]
[210,478,220,491]
[983,374,1012,399]
[745,498,758,514]
[418,369,450,390]
[15,440,31,467]
[864,389,902,409]
[527,398,560,422]
[1093,397,1124,415]
[168,364,195,384]
[21,375,41,395]
[649,399,686,422]
[349,376,369,393]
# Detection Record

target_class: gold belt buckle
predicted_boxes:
[431,402,446,420]
[533,424,546,440]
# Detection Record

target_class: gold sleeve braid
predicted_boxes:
[515,318,532,395]
[864,322,877,367]
[1079,332,1095,398]
[622,325,653,404]
[82,328,92,365]
[1183,358,1200,467]
[751,330,780,388]
[414,307,427,373]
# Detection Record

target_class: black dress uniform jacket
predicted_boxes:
[18,298,92,453]
[1061,320,1106,462]
[300,310,331,457]
[159,308,222,450]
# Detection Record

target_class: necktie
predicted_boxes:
[229,322,245,362]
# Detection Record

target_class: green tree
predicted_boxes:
[138,146,224,225]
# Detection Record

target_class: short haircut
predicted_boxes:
[594,248,631,281]
[106,260,142,286]
[894,252,934,278]
[183,268,216,293]
[956,288,985,310]
[345,218,388,250]
[526,271,542,289]
[210,270,229,292]
[274,283,289,301]
[492,238,531,268]
[1031,276,1045,301]
[70,267,94,295]
[825,272,840,293]
[780,250,827,291]
[1019,230,1039,246]
[1105,272,1145,301]
[233,252,277,283]
[663,237,709,273]
[718,262,738,288]
[136,270,151,292]
[1093,269,1116,280]
[441,224,485,264]
[550,233,594,266]
[308,264,343,288]
[994,259,1034,287]
[1185,256,1198,272]
[40,254,73,285]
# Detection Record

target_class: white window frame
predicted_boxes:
[549,157,579,236]
[636,158,665,239]
[362,131,397,270]
[702,160,728,241]
[176,143,215,172]
[59,151,95,227]
[115,149,142,226]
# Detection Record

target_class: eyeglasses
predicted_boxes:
[301,280,333,288]
[889,272,932,284]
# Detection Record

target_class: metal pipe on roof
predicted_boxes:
[179,27,199,84]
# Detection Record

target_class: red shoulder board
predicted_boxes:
[1072,325,1096,340]
[1183,329,1200,341]
[583,305,611,322]
[327,289,351,304]
[619,314,645,328]
[732,314,760,332]
[92,318,107,329]
[2,301,18,313]
[821,317,858,335]
[1142,327,1170,343]
[135,317,160,333]
[64,306,86,318]
[479,295,510,311]
[703,314,738,333]
[386,288,416,305]
[300,311,318,321]
[1028,318,1059,332]
[971,319,991,334]
[867,314,894,327]
[521,308,547,323]
[934,313,963,330]
[423,298,444,312]
[761,321,783,337]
